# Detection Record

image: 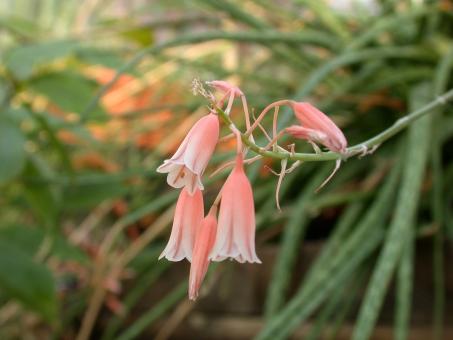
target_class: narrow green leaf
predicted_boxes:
[257,227,384,340]
[351,83,432,340]
[264,166,331,318]
[306,276,349,340]
[327,272,365,340]
[199,0,269,30]
[430,44,453,340]
[277,45,434,129]
[115,281,187,340]
[394,227,414,340]
[296,46,432,100]
[121,27,154,46]
[300,203,363,290]
[257,153,402,339]
[101,259,171,340]
[345,7,432,51]
[298,0,351,40]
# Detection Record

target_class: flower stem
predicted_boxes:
[216,87,453,162]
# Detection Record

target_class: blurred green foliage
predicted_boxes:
[0,0,452,339]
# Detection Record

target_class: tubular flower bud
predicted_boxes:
[286,102,347,153]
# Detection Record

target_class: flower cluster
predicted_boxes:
[157,80,347,300]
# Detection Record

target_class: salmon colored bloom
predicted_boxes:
[207,80,246,118]
[159,187,204,262]
[189,207,218,301]
[210,155,261,263]
[157,113,219,194]
[208,80,253,137]
[207,80,243,97]
[286,102,347,153]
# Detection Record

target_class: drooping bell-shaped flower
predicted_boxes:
[285,102,347,153]
[188,207,218,301]
[209,155,261,263]
[157,113,219,194]
[159,187,204,262]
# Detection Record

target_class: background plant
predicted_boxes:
[0,0,452,339]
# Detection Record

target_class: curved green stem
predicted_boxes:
[216,87,453,162]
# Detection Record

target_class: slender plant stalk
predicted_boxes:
[257,159,402,339]
[101,261,171,340]
[394,226,414,340]
[326,271,366,340]
[258,227,385,340]
[344,6,432,51]
[431,45,453,339]
[300,203,363,288]
[305,274,351,340]
[264,166,331,318]
[351,83,432,340]
[216,88,453,162]
[114,282,187,340]
[76,207,174,340]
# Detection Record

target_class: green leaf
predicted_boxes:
[0,119,26,183]
[0,78,8,105]
[116,281,187,340]
[264,166,331,318]
[31,111,73,173]
[120,27,154,47]
[0,238,57,322]
[101,260,170,340]
[29,71,105,119]
[394,227,414,340]
[351,84,432,340]
[258,227,384,340]
[257,157,402,339]
[0,225,42,256]
[0,225,89,264]
[2,106,29,123]
[4,40,79,80]
[51,235,89,264]
[22,156,59,227]
[76,48,125,69]
[0,15,42,40]
[62,177,128,210]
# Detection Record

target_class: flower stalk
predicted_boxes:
[215,87,453,163]
[157,80,453,301]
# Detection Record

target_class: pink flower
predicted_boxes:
[285,102,347,153]
[207,80,243,97]
[157,113,219,194]
[207,80,252,133]
[210,155,261,263]
[189,208,218,301]
[159,187,204,262]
